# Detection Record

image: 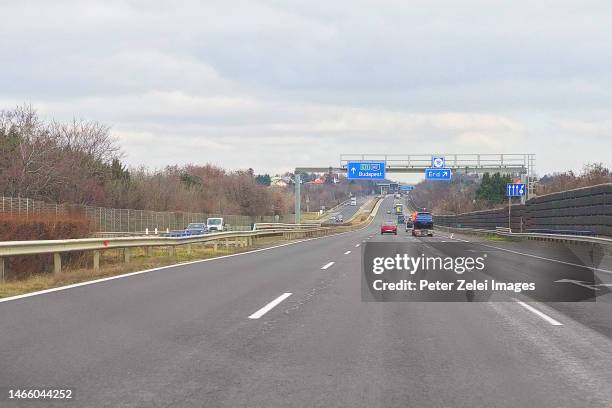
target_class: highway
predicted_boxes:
[1,196,612,407]
[321,195,369,223]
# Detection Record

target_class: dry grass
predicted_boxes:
[0,236,286,299]
[0,200,382,299]
[301,212,322,221]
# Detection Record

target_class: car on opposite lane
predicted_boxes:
[185,222,208,235]
[381,221,398,235]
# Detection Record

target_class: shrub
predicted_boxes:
[0,214,91,280]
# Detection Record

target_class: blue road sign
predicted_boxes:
[425,168,452,180]
[347,161,386,180]
[506,183,526,197]
[431,156,445,168]
[400,185,414,191]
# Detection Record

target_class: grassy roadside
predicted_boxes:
[0,236,286,299]
[436,227,514,242]
[0,199,381,299]
[484,233,513,242]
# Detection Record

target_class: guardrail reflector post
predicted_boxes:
[93,250,100,271]
[0,257,5,281]
[124,248,130,264]
[53,253,62,275]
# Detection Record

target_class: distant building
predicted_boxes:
[306,176,326,185]
[270,176,289,187]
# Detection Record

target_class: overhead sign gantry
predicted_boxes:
[294,153,536,223]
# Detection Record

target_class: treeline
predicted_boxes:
[536,163,611,195]
[411,163,611,214]
[410,173,482,214]
[0,105,293,215]
[0,105,372,216]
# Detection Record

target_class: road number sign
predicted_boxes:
[431,156,445,168]
[347,161,386,180]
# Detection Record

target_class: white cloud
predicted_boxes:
[1,0,612,176]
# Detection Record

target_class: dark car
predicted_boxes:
[185,222,208,235]
[405,219,413,231]
[381,221,398,235]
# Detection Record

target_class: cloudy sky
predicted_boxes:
[2,0,611,180]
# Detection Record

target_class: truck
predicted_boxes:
[397,214,406,224]
[206,217,225,232]
[350,197,357,206]
[394,203,403,215]
[411,211,434,237]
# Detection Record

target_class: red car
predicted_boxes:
[380,222,398,235]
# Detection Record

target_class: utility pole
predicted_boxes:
[508,196,511,230]
[294,173,301,224]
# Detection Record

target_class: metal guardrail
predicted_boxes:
[0,226,331,280]
[254,223,321,230]
[526,229,596,237]
[436,225,612,246]
[0,194,387,282]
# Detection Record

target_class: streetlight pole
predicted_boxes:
[294,173,301,224]
[508,196,511,230]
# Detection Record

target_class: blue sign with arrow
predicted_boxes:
[506,183,526,197]
[346,161,386,180]
[425,168,452,180]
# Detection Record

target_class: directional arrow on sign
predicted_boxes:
[351,167,356,174]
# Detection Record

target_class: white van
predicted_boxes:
[206,217,225,232]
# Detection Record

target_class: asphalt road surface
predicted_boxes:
[322,195,370,223]
[1,196,612,407]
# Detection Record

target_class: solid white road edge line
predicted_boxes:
[344,251,351,255]
[321,262,335,270]
[248,293,292,319]
[437,231,612,274]
[0,222,375,304]
[514,299,563,326]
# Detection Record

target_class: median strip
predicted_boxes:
[248,293,292,319]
